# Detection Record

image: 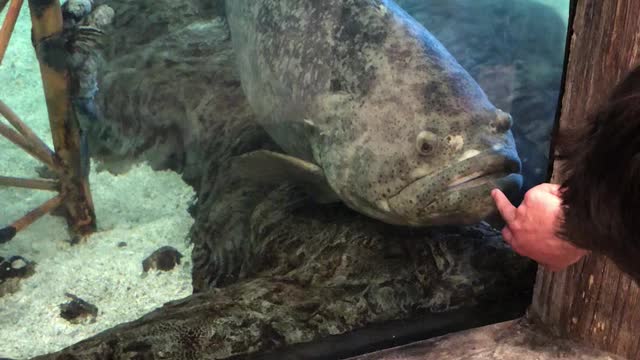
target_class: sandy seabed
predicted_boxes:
[0,3,196,359]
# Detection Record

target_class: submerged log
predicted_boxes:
[32,206,534,359]
[347,319,624,360]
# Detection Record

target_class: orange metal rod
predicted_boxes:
[0,0,23,65]
[0,194,63,243]
[0,99,55,158]
[0,120,57,169]
[0,175,59,191]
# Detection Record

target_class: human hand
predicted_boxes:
[491,183,588,271]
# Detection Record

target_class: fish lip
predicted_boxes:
[387,171,510,207]
[445,170,511,191]
[387,152,521,211]
[447,154,521,192]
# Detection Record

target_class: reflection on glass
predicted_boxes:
[0,1,569,359]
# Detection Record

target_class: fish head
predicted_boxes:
[306,1,523,227]
[313,75,523,227]
[382,106,524,227]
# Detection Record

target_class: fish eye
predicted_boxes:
[416,131,438,156]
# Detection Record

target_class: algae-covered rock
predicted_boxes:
[32,209,533,359]
[0,255,36,298]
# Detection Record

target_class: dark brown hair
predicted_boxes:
[555,64,640,282]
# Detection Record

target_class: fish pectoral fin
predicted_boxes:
[231,150,340,203]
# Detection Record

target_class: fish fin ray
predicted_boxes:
[231,150,340,203]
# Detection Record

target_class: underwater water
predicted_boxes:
[0,0,569,359]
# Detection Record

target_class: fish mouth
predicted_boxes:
[385,152,522,226]
[446,170,512,191]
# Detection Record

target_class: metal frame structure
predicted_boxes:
[0,0,96,243]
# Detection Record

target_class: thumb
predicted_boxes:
[501,226,514,245]
[491,189,517,223]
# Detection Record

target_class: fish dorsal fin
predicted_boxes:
[231,150,340,204]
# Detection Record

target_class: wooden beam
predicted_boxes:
[0,175,59,191]
[27,0,96,237]
[529,0,640,358]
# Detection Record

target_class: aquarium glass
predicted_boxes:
[0,0,569,358]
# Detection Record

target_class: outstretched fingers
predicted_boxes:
[491,189,517,224]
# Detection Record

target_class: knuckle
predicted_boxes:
[524,190,539,203]
[523,191,534,201]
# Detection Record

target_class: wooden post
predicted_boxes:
[529,1,640,358]
[26,0,96,237]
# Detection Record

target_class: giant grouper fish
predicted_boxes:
[226,0,523,227]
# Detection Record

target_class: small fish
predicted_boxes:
[226,0,522,226]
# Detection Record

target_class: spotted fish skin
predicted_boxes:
[226,0,522,226]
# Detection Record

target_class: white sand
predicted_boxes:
[0,3,196,359]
